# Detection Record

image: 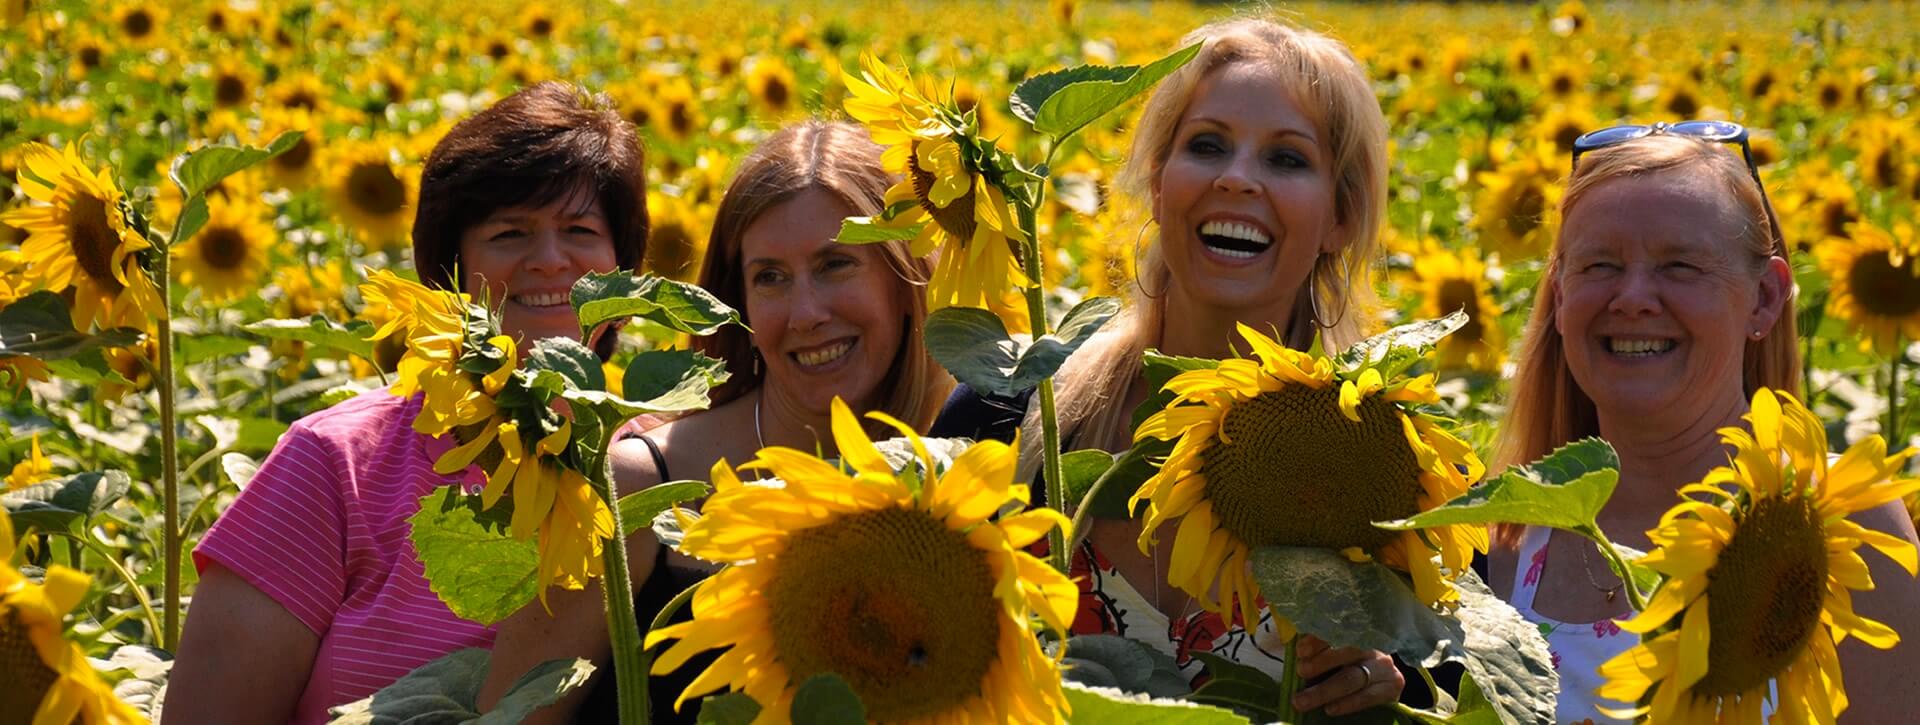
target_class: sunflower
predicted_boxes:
[1472,140,1560,263]
[269,72,328,115]
[1597,389,1920,723]
[1854,118,1912,192]
[1532,103,1600,154]
[1130,324,1488,628]
[67,33,109,81]
[518,5,559,40]
[747,55,799,117]
[653,77,702,142]
[206,58,256,110]
[1550,0,1590,35]
[256,107,321,191]
[97,337,157,403]
[1541,58,1588,99]
[843,54,1030,310]
[173,194,273,304]
[0,249,29,305]
[110,2,164,46]
[1652,76,1706,118]
[2,512,143,724]
[1816,221,1920,355]
[1409,244,1505,373]
[642,191,706,282]
[0,142,163,331]
[6,434,54,490]
[326,141,416,246]
[1810,70,1856,113]
[647,398,1075,722]
[361,60,413,107]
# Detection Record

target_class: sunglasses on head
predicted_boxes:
[1569,120,1785,254]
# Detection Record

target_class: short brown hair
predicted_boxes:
[693,120,952,430]
[412,81,649,292]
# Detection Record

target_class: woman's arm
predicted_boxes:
[475,437,665,723]
[163,563,320,725]
[1836,500,1920,723]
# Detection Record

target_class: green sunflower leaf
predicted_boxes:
[1335,310,1469,377]
[1064,634,1158,691]
[923,297,1121,396]
[791,673,865,725]
[1011,43,1203,142]
[527,337,606,392]
[696,693,763,725]
[326,647,594,725]
[1450,573,1559,725]
[616,481,710,537]
[171,195,210,246]
[3,470,133,534]
[242,314,376,361]
[1061,682,1249,724]
[835,215,923,244]
[0,291,145,360]
[621,349,730,414]
[408,486,540,626]
[43,350,135,387]
[1373,437,1619,534]
[571,271,743,337]
[169,129,303,200]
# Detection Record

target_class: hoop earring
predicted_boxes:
[1131,219,1164,299]
[751,349,762,377]
[1309,253,1353,330]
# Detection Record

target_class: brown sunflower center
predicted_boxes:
[1847,250,1920,317]
[487,40,511,60]
[1819,84,1843,110]
[1870,150,1899,189]
[0,610,60,725]
[1748,73,1775,98]
[1503,182,1547,240]
[280,88,319,112]
[197,225,250,271]
[759,75,791,111]
[765,506,1001,722]
[529,17,553,37]
[1550,73,1574,96]
[908,147,979,244]
[346,162,406,216]
[668,101,694,137]
[1694,494,1828,697]
[215,74,247,107]
[624,104,651,129]
[1550,122,1583,153]
[121,9,154,38]
[645,222,695,280]
[1437,278,1485,343]
[1663,89,1700,118]
[1201,384,1426,551]
[1820,198,1856,240]
[274,135,315,173]
[67,192,125,293]
[80,46,104,69]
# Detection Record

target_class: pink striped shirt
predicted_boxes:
[194,389,495,724]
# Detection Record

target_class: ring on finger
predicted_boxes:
[1355,661,1374,684]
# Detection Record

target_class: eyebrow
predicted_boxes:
[483,208,607,225]
[1184,115,1319,144]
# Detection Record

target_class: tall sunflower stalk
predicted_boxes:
[0,135,295,651]
[840,48,1198,572]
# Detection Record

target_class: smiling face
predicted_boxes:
[458,188,620,345]
[1555,168,1783,423]
[1154,61,1346,318]
[742,187,908,416]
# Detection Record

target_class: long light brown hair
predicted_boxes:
[1022,16,1389,480]
[1491,134,1799,549]
[692,120,952,430]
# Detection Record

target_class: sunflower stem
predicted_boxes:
[635,576,706,712]
[1582,526,1648,613]
[1015,187,1069,573]
[1887,338,1903,447]
[1275,630,1302,723]
[156,226,183,652]
[593,447,650,725]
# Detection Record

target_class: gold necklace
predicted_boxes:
[1575,535,1624,603]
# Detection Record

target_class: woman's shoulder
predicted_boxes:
[284,385,419,442]
[610,394,751,488]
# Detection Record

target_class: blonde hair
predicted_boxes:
[1021,16,1390,481]
[1492,134,1799,548]
[692,120,953,431]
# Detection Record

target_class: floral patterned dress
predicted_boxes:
[1511,525,1638,725]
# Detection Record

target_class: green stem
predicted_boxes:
[1888,338,1903,446]
[1275,629,1302,723]
[1582,527,1649,613]
[156,234,182,651]
[592,449,649,724]
[1065,446,1144,554]
[1017,196,1068,573]
[73,533,163,642]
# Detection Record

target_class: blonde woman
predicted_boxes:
[932,17,1404,716]
[1487,124,1920,723]
[479,120,954,724]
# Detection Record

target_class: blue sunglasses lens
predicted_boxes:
[1669,120,1743,141]
[1573,125,1649,151]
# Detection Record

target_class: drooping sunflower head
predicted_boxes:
[1131,323,1488,626]
[1815,220,1920,355]
[648,398,1075,723]
[1599,389,1920,723]
[2,515,144,724]
[0,141,161,331]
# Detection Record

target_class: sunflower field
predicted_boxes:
[4,0,1920,722]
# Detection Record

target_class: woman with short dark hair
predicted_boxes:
[165,81,647,725]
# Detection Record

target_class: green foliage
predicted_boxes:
[4,470,132,535]
[696,693,763,725]
[325,647,594,725]
[835,216,923,244]
[0,291,144,360]
[922,296,1119,396]
[621,349,731,414]
[571,272,743,337]
[1061,634,1189,699]
[616,481,709,537]
[1377,438,1618,534]
[1335,311,1469,378]
[791,673,865,725]
[526,337,606,392]
[407,487,541,626]
[1060,682,1248,725]
[166,130,302,243]
[1011,43,1202,142]
[242,315,376,362]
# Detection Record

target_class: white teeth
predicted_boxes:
[795,340,853,367]
[1609,338,1675,356]
[1212,247,1260,259]
[1199,220,1273,246]
[512,292,569,307]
